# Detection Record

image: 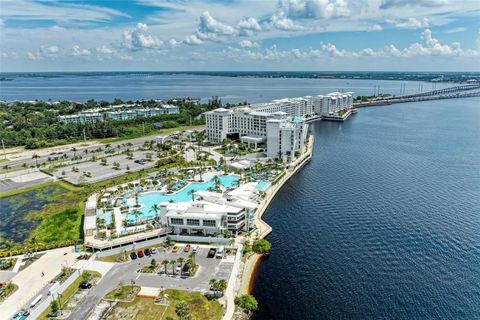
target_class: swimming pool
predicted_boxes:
[126,174,239,222]
[256,180,270,191]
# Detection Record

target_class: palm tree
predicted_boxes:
[187,188,196,201]
[188,251,197,266]
[161,260,169,274]
[150,204,159,216]
[32,153,40,167]
[170,260,176,275]
[132,209,141,225]
[213,175,221,190]
[209,278,217,294]
[217,279,228,296]
[177,257,184,275]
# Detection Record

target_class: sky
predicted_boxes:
[0,0,479,72]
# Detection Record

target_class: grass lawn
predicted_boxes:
[37,270,101,320]
[104,286,140,301]
[162,289,224,320]
[104,296,168,320]
[103,289,223,320]
[0,180,79,198]
[99,125,205,144]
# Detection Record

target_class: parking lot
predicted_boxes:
[51,150,157,184]
[68,244,235,320]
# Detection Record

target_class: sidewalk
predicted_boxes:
[0,246,80,320]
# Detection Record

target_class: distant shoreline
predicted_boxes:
[0,71,478,84]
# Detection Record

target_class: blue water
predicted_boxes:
[126,174,239,222]
[255,180,269,191]
[0,73,453,103]
[252,97,480,320]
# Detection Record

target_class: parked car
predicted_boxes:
[172,245,180,253]
[130,252,138,260]
[151,247,157,254]
[184,244,191,252]
[144,248,151,256]
[79,281,92,289]
[207,248,216,258]
[137,250,145,258]
[216,246,225,259]
[176,264,182,273]
[193,245,199,253]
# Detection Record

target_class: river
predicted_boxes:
[252,97,480,319]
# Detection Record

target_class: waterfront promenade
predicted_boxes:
[236,135,314,297]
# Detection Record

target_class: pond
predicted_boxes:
[0,185,67,245]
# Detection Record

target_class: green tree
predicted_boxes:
[234,294,258,313]
[161,259,169,274]
[177,257,184,275]
[50,300,59,316]
[175,301,189,318]
[252,239,271,254]
[188,188,196,201]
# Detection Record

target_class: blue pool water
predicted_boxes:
[255,180,269,191]
[126,175,239,222]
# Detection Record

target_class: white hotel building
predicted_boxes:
[205,92,352,159]
[58,104,179,124]
[159,187,258,236]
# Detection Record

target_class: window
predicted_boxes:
[203,220,217,227]
[187,219,200,226]
[170,218,184,225]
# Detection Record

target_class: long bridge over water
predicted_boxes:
[355,83,480,107]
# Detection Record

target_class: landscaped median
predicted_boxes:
[37,270,101,320]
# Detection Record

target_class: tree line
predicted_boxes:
[0,96,225,149]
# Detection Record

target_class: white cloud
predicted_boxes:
[390,17,430,29]
[122,23,163,50]
[0,0,129,24]
[184,34,204,46]
[27,51,41,60]
[380,0,447,9]
[71,45,91,56]
[237,17,261,36]
[276,0,351,20]
[40,45,60,55]
[198,11,236,38]
[96,45,115,54]
[168,39,181,47]
[443,27,467,34]
[368,24,383,32]
[270,12,306,31]
[239,40,259,48]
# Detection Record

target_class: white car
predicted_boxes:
[193,245,199,253]
[176,264,182,272]
[151,247,157,254]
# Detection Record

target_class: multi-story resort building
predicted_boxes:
[159,189,257,236]
[205,91,353,159]
[58,104,179,124]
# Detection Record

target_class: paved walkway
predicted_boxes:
[0,246,80,320]
[11,255,24,272]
